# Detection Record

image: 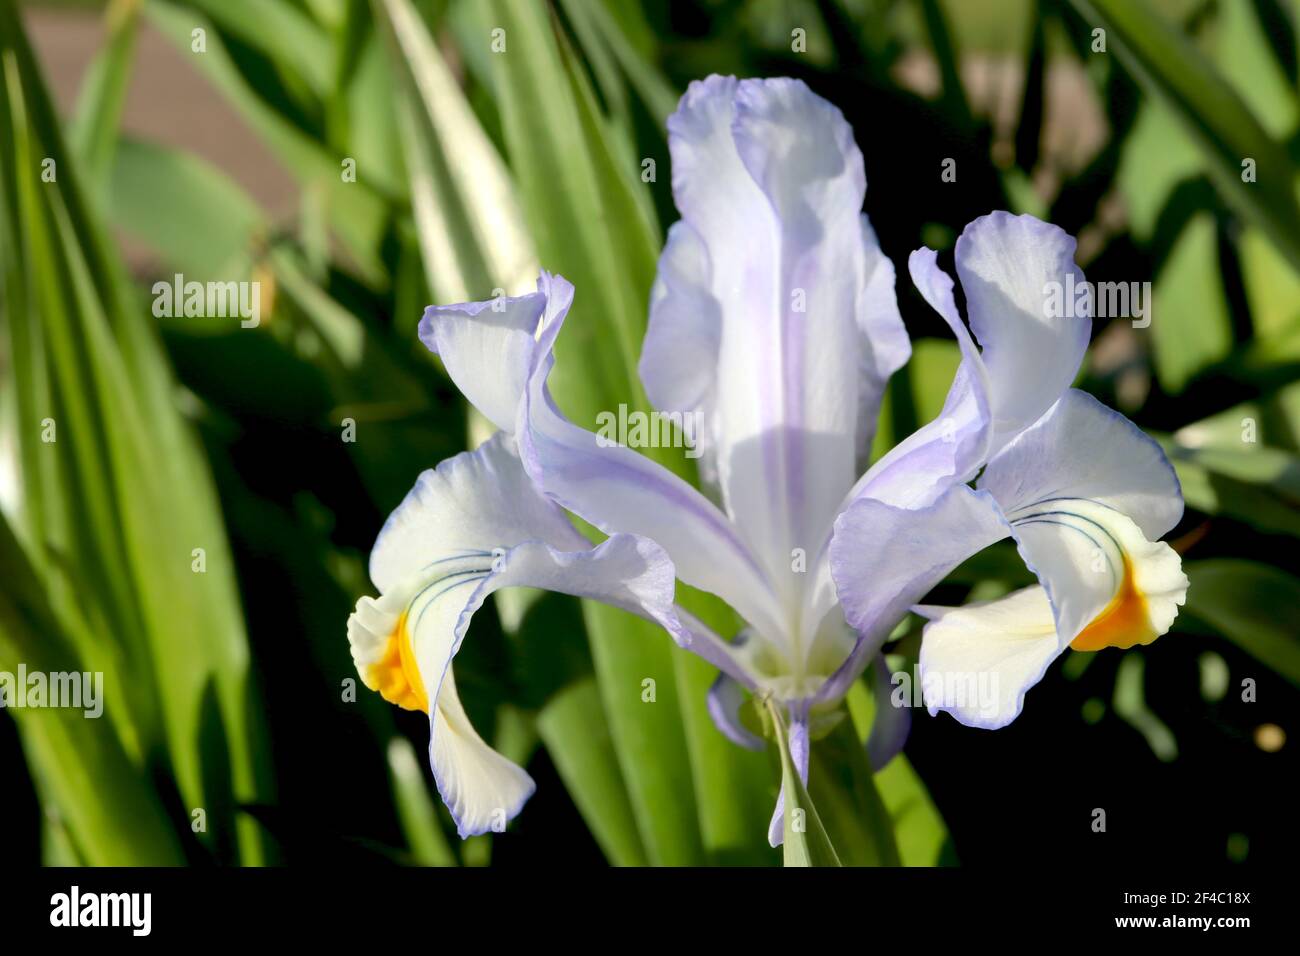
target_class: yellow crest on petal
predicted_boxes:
[348,597,430,713]
[364,612,429,713]
[1070,557,1156,651]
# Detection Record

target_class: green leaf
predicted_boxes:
[146,0,392,285]
[174,0,336,100]
[1113,653,1178,761]
[1149,211,1232,392]
[671,629,775,864]
[1172,380,1300,452]
[909,339,962,425]
[1115,99,1202,241]
[846,678,951,865]
[876,755,953,866]
[69,0,140,202]
[375,0,535,301]
[387,737,458,866]
[502,590,646,867]
[482,0,710,866]
[766,698,841,867]
[0,0,272,862]
[1157,433,1300,537]
[1212,0,1297,141]
[919,0,972,128]
[373,0,696,866]
[483,0,659,416]
[557,0,678,126]
[109,143,461,515]
[1239,228,1300,340]
[535,679,648,866]
[1113,107,1233,391]
[1069,0,1300,271]
[1171,459,1300,537]
[342,28,406,197]
[110,136,264,278]
[1181,560,1300,686]
[0,515,186,865]
[806,716,901,866]
[581,603,704,865]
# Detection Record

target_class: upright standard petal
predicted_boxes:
[848,247,992,510]
[418,287,546,435]
[640,221,722,419]
[848,212,1089,511]
[417,269,576,437]
[855,218,912,459]
[955,212,1091,455]
[642,75,907,618]
[348,434,692,836]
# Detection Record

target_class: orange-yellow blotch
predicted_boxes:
[363,613,429,712]
[1071,557,1156,651]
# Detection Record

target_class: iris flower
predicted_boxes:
[347,75,1187,843]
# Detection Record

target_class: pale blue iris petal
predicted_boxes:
[767,715,810,848]
[418,286,547,435]
[517,269,788,643]
[822,484,1011,705]
[955,211,1091,454]
[865,655,911,771]
[976,389,1187,644]
[846,247,992,511]
[706,671,765,752]
[645,75,906,621]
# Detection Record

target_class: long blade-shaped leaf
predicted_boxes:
[1182,560,1300,686]
[1069,0,1300,270]
[0,0,272,862]
[69,0,140,202]
[481,0,707,866]
[374,0,535,301]
[766,698,841,867]
[145,0,391,284]
[807,718,901,866]
[535,679,648,866]
[0,515,186,865]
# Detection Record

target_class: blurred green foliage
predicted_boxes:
[1,0,1297,866]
